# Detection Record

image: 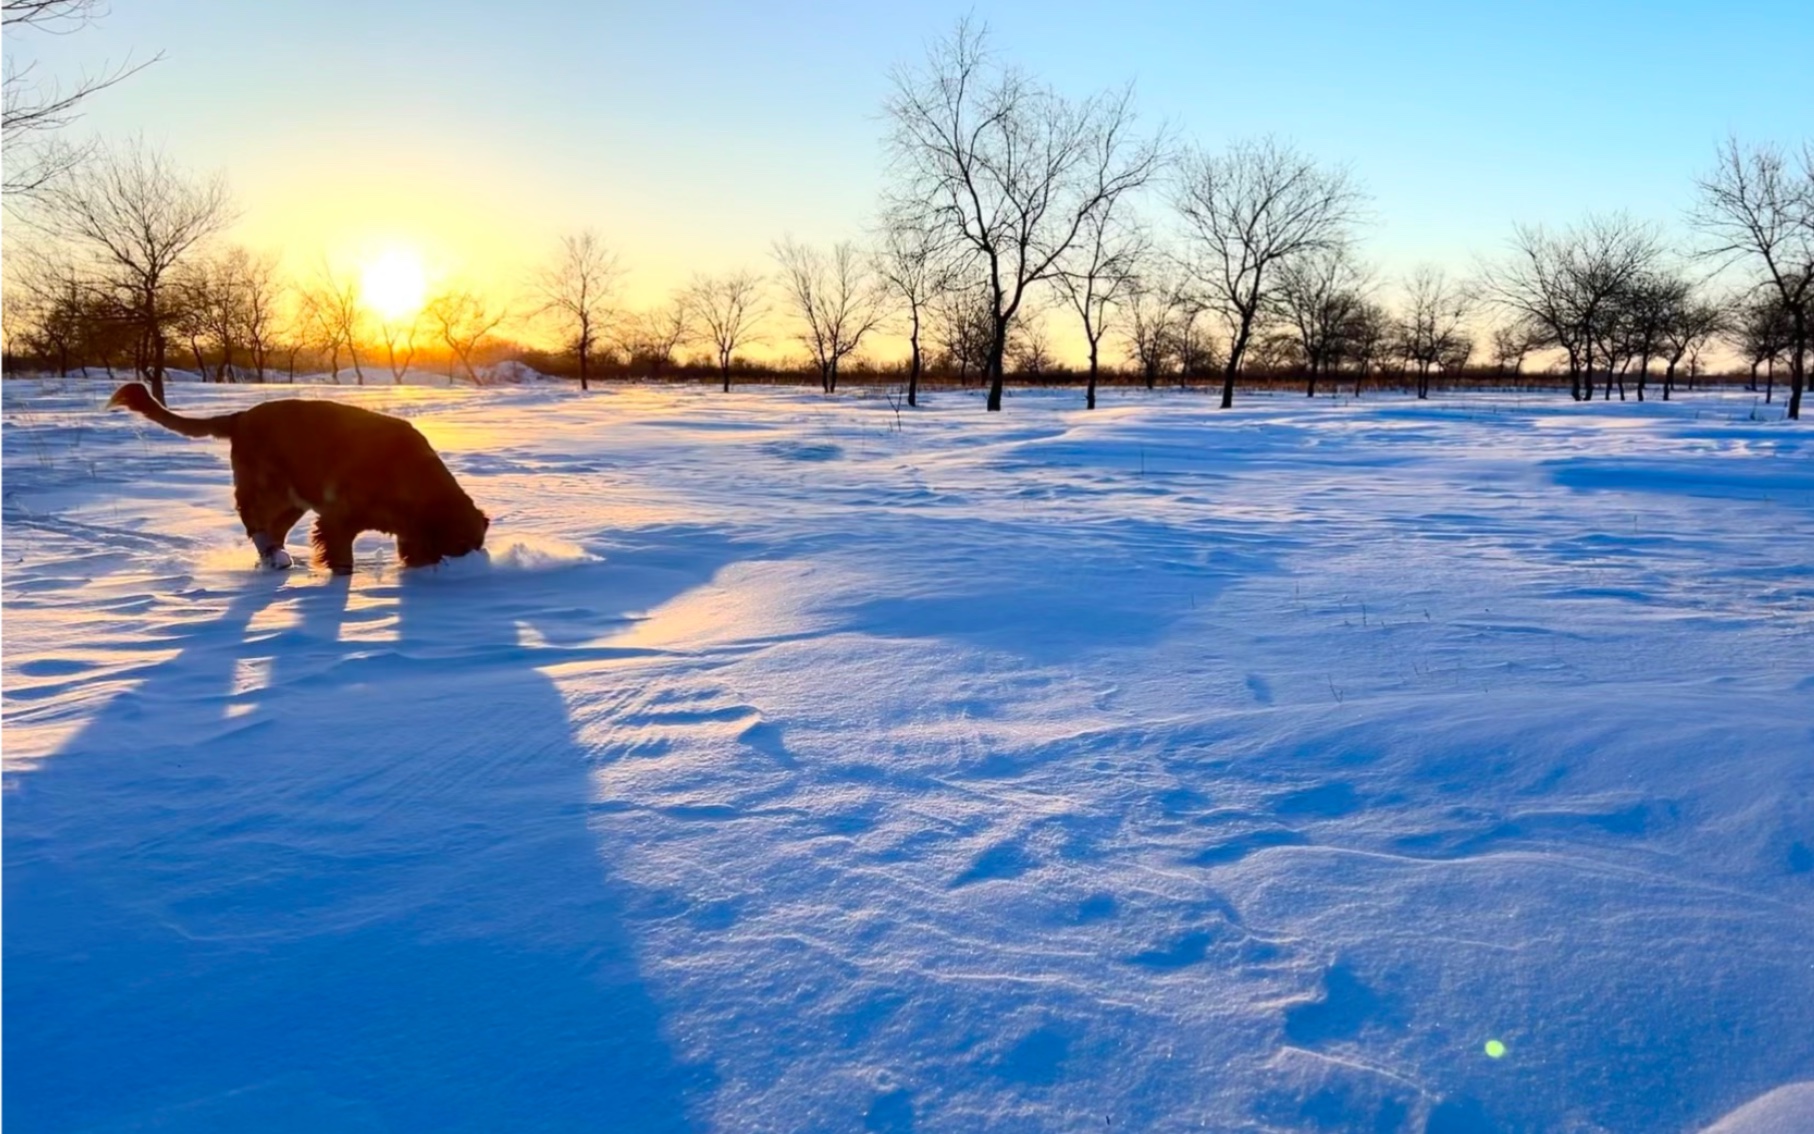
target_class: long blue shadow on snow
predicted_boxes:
[5,538,735,1133]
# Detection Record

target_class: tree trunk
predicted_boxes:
[149,325,169,406]
[721,353,732,394]
[579,344,589,392]
[985,319,1007,412]
[1789,308,1807,421]
[907,314,922,408]
[1766,358,1775,404]
[1220,313,1254,410]
[1086,339,1100,410]
[1663,359,1677,401]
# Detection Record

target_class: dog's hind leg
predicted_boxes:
[310,515,356,576]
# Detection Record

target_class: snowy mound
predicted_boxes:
[1701,1084,1814,1134]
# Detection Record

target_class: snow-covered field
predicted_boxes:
[5,378,1812,1133]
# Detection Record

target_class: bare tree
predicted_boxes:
[1606,271,1685,402]
[1655,287,1725,401]
[1477,215,1662,402]
[1247,329,1299,373]
[299,261,366,384]
[295,290,337,381]
[1693,137,1814,419]
[1733,291,1794,401]
[1006,313,1055,381]
[1173,137,1364,409]
[875,210,954,408]
[532,229,622,391]
[1273,244,1369,397]
[1342,298,1390,397]
[1175,306,1221,385]
[424,286,508,385]
[683,270,765,393]
[1392,266,1473,399]
[932,277,995,384]
[617,298,690,379]
[1056,208,1145,409]
[33,139,233,403]
[1489,319,1546,378]
[170,267,212,379]
[235,248,283,382]
[3,0,160,199]
[376,308,422,385]
[1122,268,1190,391]
[773,237,885,394]
[276,303,311,383]
[190,248,271,381]
[1436,329,1474,378]
[8,248,88,374]
[884,18,1162,411]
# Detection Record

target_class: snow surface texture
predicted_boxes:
[4,378,1812,1133]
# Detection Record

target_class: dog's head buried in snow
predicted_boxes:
[108,383,489,575]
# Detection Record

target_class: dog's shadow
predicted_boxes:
[5,549,729,1133]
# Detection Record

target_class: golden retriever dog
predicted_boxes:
[108,383,489,575]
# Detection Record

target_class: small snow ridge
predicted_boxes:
[1699,1083,1814,1133]
[434,533,597,576]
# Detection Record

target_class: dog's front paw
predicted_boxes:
[259,548,295,570]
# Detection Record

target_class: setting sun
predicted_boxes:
[360,249,428,322]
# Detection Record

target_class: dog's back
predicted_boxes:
[233,399,451,502]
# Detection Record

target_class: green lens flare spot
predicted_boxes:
[1484,1039,1507,1059]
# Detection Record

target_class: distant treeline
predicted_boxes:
[3,16,1809,417]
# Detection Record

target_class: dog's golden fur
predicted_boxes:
[108,383,489,574]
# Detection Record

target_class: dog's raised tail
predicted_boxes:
[107,383,239,439]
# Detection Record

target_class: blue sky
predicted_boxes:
[10,0,1811,303]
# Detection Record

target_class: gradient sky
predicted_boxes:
[10,0,1812,321]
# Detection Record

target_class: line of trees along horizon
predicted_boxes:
[3,17,1810,417]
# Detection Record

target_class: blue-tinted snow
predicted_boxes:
[5,379,1811,1132]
